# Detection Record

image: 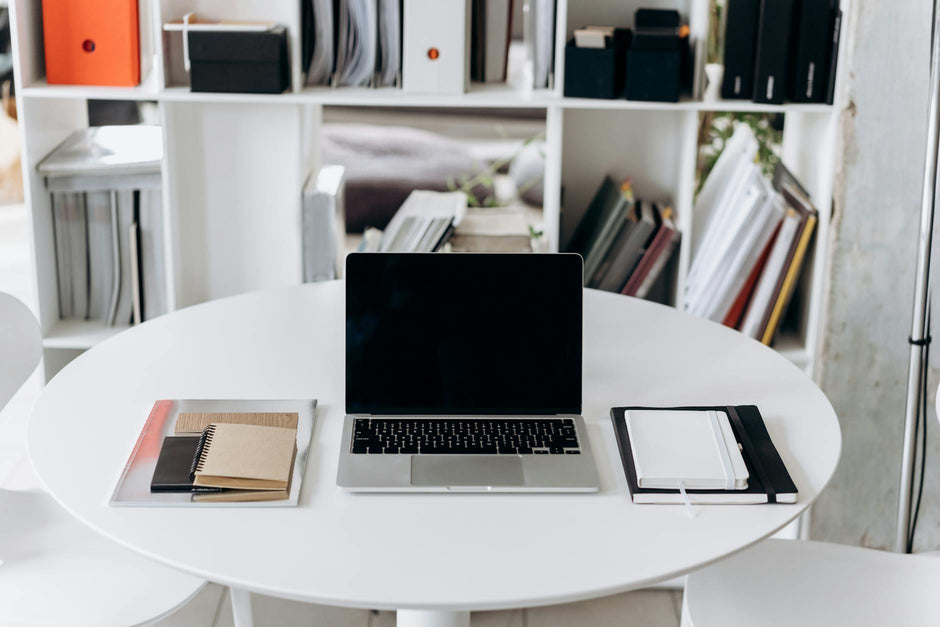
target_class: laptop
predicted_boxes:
[337,252,600,492]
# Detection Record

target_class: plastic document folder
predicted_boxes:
[42,0,141,86]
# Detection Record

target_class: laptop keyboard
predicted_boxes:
[351,418,582,455]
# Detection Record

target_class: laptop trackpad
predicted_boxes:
[411,456,525,487]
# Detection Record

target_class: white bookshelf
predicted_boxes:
[9,0,848,380]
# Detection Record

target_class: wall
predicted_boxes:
[811,1,940,551]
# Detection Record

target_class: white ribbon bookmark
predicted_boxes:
[677,481,696,519]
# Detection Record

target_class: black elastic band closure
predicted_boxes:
[726,406,776,503]
[909,336,932,346]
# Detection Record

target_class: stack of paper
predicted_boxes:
[379,190,467,252]
[39,127,166,326]
[684,124,784,322]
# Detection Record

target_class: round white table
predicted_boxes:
[28,282,841,627]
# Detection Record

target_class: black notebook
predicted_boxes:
[150,436,222,493]
[610,405,798,504]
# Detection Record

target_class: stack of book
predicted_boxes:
[374,190,467,252]
[449,207,532,252]
[304,0,550,89]
[722,0,841,104]
[37,126,166,326]
[685,123,818,345]
[566,176,680,299]
[153,415,298,503]
[112,399,317,507]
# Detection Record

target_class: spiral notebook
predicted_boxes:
[191,423,297,491]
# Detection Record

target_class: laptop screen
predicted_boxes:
[346,253,582,415]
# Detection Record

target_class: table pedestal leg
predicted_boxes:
[229,587,254,627]
[396,609,470,627]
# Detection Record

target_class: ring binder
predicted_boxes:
[189,424,217,480]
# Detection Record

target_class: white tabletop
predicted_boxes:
[28,282,841,612]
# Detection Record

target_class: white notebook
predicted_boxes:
[625,409,749,490]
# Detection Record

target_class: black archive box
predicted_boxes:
[563,30,631,99]
[188,26,290,94]
[625,9,683,103]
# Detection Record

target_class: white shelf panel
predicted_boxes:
[43,319,131,350]
[22,82,836,115]
[774,334,811,372]
[21,70,161,101]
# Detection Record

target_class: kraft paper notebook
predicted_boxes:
[192,423,297,492]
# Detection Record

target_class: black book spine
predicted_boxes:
[752,0,796,104]
[825,8,843,105]
[788,0,835,102]
[721,0,761,99]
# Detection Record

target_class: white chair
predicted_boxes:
[682,538,940,626]
[681,383,940,626]
[0,292,207,627]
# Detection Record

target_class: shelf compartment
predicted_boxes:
[43,319,131,349]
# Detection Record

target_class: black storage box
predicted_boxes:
[563,31,631,99]
[626,48,681,102]
[188,26,290,94]
[625,9,683,103]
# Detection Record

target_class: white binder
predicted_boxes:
[402,0,470,93]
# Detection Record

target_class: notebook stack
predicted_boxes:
[566,176,680,301]
[610,405,798,504]
[151,412,299,502]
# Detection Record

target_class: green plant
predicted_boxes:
[708,0,724,65]
[695,111,783,195]
[446,130,546,208]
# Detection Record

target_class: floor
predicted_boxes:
[0,201,683,626]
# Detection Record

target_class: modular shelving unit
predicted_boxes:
[9,0,849,379]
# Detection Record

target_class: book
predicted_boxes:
[621,204,677,297]
[566,177,635,284]
[530,0,555,88]
[449,208,532,252]
[380,190,466,252]
[376,0,402,86]
[470,0,487,81]
[739,207,802,339]
[720,0,761,99]
[624,409,749,490]
[86,192,115,321]
[174,411,300,434]
[593,200,657,292]
[633,215,680,300]
[788,0,837,103]
[752,0,795,104]
[139,188,167,321]
[192,423,297,493]
[722,221,780,329]
[302,165,346,282]
[335,0,378,87]
[484,0,513,82]
[150,436,222,493]
[611,405,798,504]
[760,186,818,345]
[305,0,336,85]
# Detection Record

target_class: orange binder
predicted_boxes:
[41,0,140,86]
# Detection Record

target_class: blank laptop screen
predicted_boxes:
[345,253,583,415]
